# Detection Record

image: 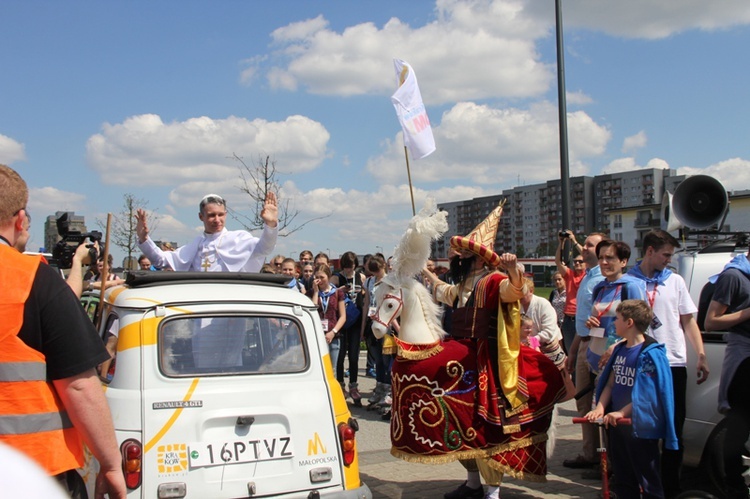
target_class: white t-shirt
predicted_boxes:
[644,273,698,367]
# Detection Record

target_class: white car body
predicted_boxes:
[91,272,371,499]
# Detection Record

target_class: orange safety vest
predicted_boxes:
[0,245,84,475]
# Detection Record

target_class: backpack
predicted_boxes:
[343,293,361,329]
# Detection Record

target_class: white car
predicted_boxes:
[674,243,750,490]
[91,271,371,499]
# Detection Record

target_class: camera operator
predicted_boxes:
[13,209,102,300]
[67,241,100,298]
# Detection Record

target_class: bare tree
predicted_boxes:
[230,153,329,236]
[99,193,158,269]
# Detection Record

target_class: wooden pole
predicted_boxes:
[95,213,113,331]
[404,146,416,216]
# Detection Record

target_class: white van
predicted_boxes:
[94,271,371,499]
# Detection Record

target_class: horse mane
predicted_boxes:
[406,279,447,342]
[391,198,448,282]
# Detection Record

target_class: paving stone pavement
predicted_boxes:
[346,357,603,499]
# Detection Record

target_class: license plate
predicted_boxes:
[189,435,294,468]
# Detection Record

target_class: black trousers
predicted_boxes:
[661,366,686,498]
[724,357,750,497]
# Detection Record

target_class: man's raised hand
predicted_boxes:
[135,208,150,243]
[261,191,279,228]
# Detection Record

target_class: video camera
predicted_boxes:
[52,213,102,269]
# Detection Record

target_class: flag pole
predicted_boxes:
[403,146,416,216]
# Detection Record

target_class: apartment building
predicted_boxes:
[433,167,676,259]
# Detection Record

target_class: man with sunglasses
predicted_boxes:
[555,230,587,354]
[136,192,278,272]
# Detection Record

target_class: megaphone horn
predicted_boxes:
[671,175,728,230]
[661,191,682,232]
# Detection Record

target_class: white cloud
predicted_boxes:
[366,101,610,187]
[566,90,593,106]
[560,0,750,39]
[27,187,86,217]
[622,131,647,153]
[255,1,552,103]
[0,134,26,164]
[86,114,330,185]
[246,0,750,103]
[678,157,750,192]
[602,157,670,174]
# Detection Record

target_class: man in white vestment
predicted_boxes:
[135,192,278,272]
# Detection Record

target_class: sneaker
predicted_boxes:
[378,393,392,407]
[368,383,384,405]
[349,386,362,407]
[444,481,484,499]
[380,405,391,420]
[366,368,376,378]
[563,455,599,469]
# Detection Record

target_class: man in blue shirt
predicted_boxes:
[563,232,605,470]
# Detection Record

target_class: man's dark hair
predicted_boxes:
[138,254,149,264]
[596,239,631,262]
[642,229,681,253]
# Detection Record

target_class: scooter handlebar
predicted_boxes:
[572,417,632,425]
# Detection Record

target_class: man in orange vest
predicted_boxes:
[0,164,126,498]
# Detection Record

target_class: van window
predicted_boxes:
[159,316,307,377]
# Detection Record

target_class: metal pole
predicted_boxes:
[556,0,571,235]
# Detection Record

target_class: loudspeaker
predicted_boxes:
[661,175,728,231]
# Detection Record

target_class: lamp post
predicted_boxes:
[375,245,383,255]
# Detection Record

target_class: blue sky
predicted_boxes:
[2,0,749,263]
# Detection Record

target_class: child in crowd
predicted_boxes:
[280,257,305,293]
[520,314,541,351]
[586,299,677,499]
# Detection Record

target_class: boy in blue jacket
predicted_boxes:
[586,299,677,499]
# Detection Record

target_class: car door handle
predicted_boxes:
[236,416,255,426]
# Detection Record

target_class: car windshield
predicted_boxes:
[159,315,307,377]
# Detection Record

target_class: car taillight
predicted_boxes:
[121,439,142,489]
[338,420,357,466]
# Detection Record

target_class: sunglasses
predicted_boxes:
[573,260,584,264]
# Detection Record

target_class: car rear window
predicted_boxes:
[159,315,307,377]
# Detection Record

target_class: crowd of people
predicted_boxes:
[1,160,747,499]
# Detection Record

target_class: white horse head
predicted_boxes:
[370,199,448,345]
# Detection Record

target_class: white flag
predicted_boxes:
[391,59,435,160]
